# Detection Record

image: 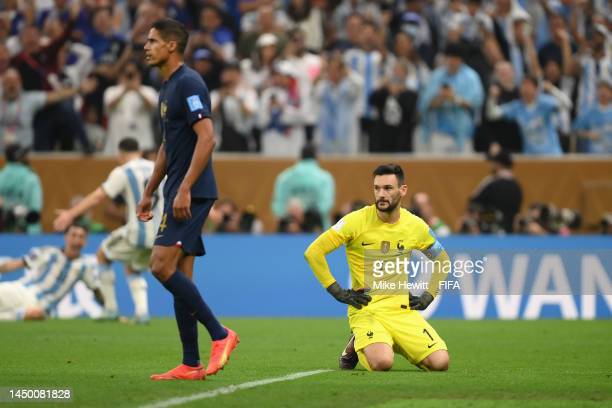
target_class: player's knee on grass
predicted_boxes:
[363,343,394,371]
[420,350,449,371]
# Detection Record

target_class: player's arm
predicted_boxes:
[139,144,167,221]
[304,229,371,309]
[173,118,215,220]
[410,237,451,311]
[0,258,26,274]
[53,187,109,231]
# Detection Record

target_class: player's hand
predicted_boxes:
[136,195,154,222]
[409,291,434,310]
[53,209,74,232]
[326,282,372,309]
[173,188,192,221]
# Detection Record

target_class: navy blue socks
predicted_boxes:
[163,270,228,341]
[173,297,200,367]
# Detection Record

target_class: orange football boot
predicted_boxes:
[205,328,240,375]
[150,364,205,381]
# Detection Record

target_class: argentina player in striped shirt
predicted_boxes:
[0,224,104,320]
[54,138,164,323]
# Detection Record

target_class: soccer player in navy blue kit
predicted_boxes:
[137,18,239,381]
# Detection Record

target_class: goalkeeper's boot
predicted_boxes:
[339,333,358,370]
[205,327,240,375]
[150,364,205,380]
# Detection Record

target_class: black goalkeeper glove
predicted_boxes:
[326,282,372,309]
[409,291,434,310]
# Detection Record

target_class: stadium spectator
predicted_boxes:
[103,60,158,154]
[238,5,287,59]
[417,42,484,154]
[573,79,612,154]
[487,75,570,155]
[489,0,530,78]
[389,30,429,92]
[241,33,280,92]
[190,47,223,92]
[474,61,521,153]
[343,19,387,144]
[0,223,103,321]
[286,0,324,52]
[211,62,258,152]
[314,54,362,154]
[468,146,523,234]
[0,144,42,234]
[283,27,322,141]
[82,6,132,136]
[0,68,94,151]
[257,61,308,156]
[10,4,91,152]
[390,0,439,67]
[272,144,335,229]
[368,59,418,152]
[564,23,611,116]
[409,192,451,237]
[197,4,236,62]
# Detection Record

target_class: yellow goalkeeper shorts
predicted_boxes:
[348,303,447,369]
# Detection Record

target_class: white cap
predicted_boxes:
[256,33,278,48]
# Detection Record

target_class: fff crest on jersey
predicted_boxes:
[160,101,168,119]
[380,241,391,254]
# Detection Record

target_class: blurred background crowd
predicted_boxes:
[1,0,610,156]
[0,0,610,235]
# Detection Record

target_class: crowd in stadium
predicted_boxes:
[0,0,610,155]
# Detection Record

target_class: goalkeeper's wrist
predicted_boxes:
[326,282,342,297]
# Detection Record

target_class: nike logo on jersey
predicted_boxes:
[361,242,374,246]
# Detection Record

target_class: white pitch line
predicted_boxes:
[139,369,333,408]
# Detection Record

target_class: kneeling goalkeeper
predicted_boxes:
[304,164,450,372]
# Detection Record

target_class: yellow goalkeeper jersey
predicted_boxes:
[305,205,439,306]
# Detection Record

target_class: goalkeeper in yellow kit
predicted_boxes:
[304,164,450,372]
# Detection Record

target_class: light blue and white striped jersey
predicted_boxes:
[577,54,612,116]
[20,247,99,311]
[573,103,612,153]
[101,158,164,248]
[343,48,385,117]
[500,94,563,155]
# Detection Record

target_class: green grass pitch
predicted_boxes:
[0,319,611,407]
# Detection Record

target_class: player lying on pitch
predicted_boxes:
[0,224,104,320]
[305,164,450,372]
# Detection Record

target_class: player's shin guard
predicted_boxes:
[99,264,118,317]
[162,270,227,340]
[127,272,149,320]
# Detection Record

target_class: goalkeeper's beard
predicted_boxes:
[376,196,401,213]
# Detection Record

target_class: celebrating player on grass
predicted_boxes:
[137,18,239,381]
[305,164,451,372]
[0,224,104,321]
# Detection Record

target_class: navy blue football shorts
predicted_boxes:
[154,197,215,256]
